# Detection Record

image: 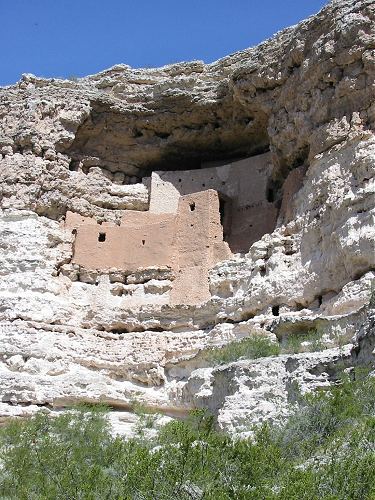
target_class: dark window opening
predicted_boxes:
[178,178,182,182]
[218,194,232,242]
[318,295,323,306]
[133,129,143,138]
[189,202,196,211]
[202,183,205,187]
[155,131,170,139]
[71,229,77,235]
[69,159,79,171]
[267,188,274,203]
[272,305,280,316]
[219,198,225,226]
[98,232,106,242]
[142,239,145,245]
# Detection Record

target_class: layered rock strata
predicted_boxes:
[0,0,374,434]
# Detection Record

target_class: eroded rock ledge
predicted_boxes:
[1,0,374,220]
[0,0,374,434]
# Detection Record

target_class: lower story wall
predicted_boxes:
[65,190,231,305]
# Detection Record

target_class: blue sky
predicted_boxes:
[1,0,328,86]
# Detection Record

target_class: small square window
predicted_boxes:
[98,232,106,242]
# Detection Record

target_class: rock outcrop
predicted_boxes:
[0,0,374,434]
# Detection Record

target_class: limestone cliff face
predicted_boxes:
[0,0,374,433]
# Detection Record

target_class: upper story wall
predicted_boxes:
[148,153,278,252]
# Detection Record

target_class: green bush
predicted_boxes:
[281,327,326,354]
[207,327,333,367]
[0,373,374,499]
[207,333,280,365]
[275,369,375,460]
[131,397,158,435]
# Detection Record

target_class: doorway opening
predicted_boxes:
[218,193,232,242]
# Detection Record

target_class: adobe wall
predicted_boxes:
[65,190,231,305]
[175,190,231,269]
[71,216,176,272]
[148,152,278,252]
[170,190,231,305]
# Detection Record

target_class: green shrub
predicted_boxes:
[0,404,115,499]
[281,327,326,354]
[0,371,374,499]
[275,369,375,460]
[207,333,280,365]
[131,397,158,435]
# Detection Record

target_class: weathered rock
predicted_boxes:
[0,0,374,433]
[182,305,375,436]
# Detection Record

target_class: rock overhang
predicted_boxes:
[0,0,374,433]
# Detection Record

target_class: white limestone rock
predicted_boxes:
[0,0,374,433]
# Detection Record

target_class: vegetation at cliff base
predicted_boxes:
[0,372,374,499]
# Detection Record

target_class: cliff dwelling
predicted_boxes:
[65,152,280,305]
[146,152,278,253]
